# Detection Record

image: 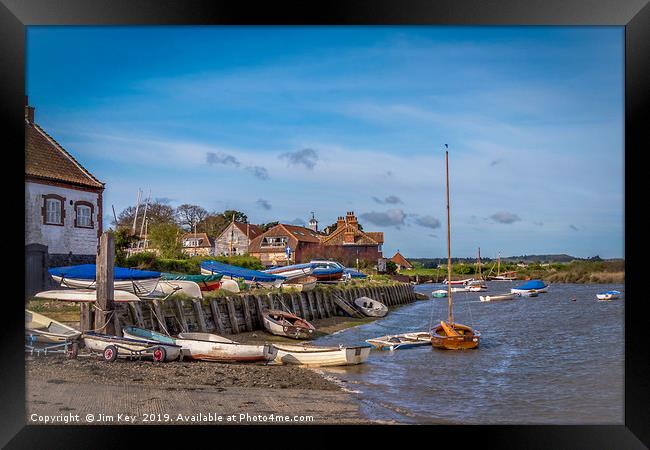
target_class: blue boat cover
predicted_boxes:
[48,264,160,280]
[344,268,367,278]
[514,279,547,290]
[201,260,285,282]
[264,263,313,274]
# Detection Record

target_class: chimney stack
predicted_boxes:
[346,211,358,230]
[336,216,346,229]
[25,96,35,123]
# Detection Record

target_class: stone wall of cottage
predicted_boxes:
[215,224,254,256]
[25,181,100,256]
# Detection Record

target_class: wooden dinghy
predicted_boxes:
[479,293,516,302]
[280,275,318,292]
[272,343,371,367]
[431,321,480,350]
[25,309,81,344]
[82,331,182,362]
[353,296,388,317]
[175,332,277,362]
[34,289,141,303]
[262,310,315,339]
[366,331,431,351]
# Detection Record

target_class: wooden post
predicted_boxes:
[80,303,92,332]
[254,295,266,327]
[297,292,309,319]
[226,297,240,334]
[94,232,115,334]
[209,299,226,335]
[241,295,254,332]
[174,299,188,332]
[192,300,207,332]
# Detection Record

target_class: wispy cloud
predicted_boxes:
[489,158,503,166]
[372,195,403,205]
[534,221,544,226]
[206,152,241,167]
[414,215,441,229]
[246,166,269,180]
[569,224,579,231]
[257,199,272,210]
[287,218,307,226]
[490,211,522,224]
[280,148,319,170]
[360,209,406,228]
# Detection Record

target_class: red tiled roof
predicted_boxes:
[390,251,412,268]
[25,120,104,189]
[279,224,323,243]
[248,224,323,254]
[233,222,263,239]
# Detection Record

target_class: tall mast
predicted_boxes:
[445,146,453,325]
[497,252,501,276]
[132,189,141,235]
[478,247,482,278]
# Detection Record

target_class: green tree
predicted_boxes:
[176,204,209,231]
[113,228,138,266]
[386,260,398,275]
[223,210,248,223]
[148,222,183,258]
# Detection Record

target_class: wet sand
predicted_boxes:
[25,315,379,425]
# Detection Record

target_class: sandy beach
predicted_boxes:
[25,315,379,425]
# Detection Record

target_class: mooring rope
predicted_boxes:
[87,305,115,333]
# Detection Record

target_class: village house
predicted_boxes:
[390,250,413,271]
[214,221,263,256]
[181,232,214,257]
[248,223,323,267]
[319,211,384,263]
[25,99,105,295]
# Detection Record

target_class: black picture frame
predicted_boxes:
[1,0,647,447]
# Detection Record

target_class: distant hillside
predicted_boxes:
[408,254,609,267]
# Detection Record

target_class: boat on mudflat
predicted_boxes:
[596,290,621,301]
[25,309,82,344]
[511,280,548,295]
[272,343,371,366]
[262,310,315,339]
[353,296,388,317]
[366,332,431,351]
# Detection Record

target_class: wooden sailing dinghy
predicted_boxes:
[25,309,81,344]
[366,332,431,351]
[430,146,480,350]
[353,296,388,317]
[272,343,371,366]
[262,309,316,339]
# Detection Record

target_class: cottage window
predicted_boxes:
[42,194,65,226]
[73,201,94,228]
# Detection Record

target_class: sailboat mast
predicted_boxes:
[497,252,501,277]
[445,148,453,325]
[478,247,482,278]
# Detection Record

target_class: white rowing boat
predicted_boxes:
[596,290,621,301]
[175,332,277,362]
[25,309,81,344]
[272,343,371,367]
[34,289,141,302]
[51,275,160,297]
[280,275,318,292]
[353,296,388,317]
[366,332,431,351]
[479,293,516,302]
[151,280,203,299]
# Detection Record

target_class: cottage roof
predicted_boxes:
[232,222,263,239]
[248,223,323,253]
[390,251,413,268]
[25,119,104,190]
[321,224,383,246]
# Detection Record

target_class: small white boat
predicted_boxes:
[175,332,277,362]
[25,309,81,344]
[152,280,203,299]
[51,275,160,297]
[451,286,470,293]
[366,332,431,351]
[596,290,621,301]
[480,293,515,302]
[262,310,316,339]
[34,289,141,303]
[280,275,317,292]
[432,289,448,298]
[82,331,182,362]
[443,278,472,285]
[272,343,371,367]
[511,280,548,295]
[353,296,388,317]
[515,290,538,297]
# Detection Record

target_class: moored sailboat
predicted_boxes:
[430,146,480,350]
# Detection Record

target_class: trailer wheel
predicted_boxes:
[103,345,118,362]
[152,346,166,362]
[67,342,78,359]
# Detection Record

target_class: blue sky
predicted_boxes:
[26,26,624,259]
